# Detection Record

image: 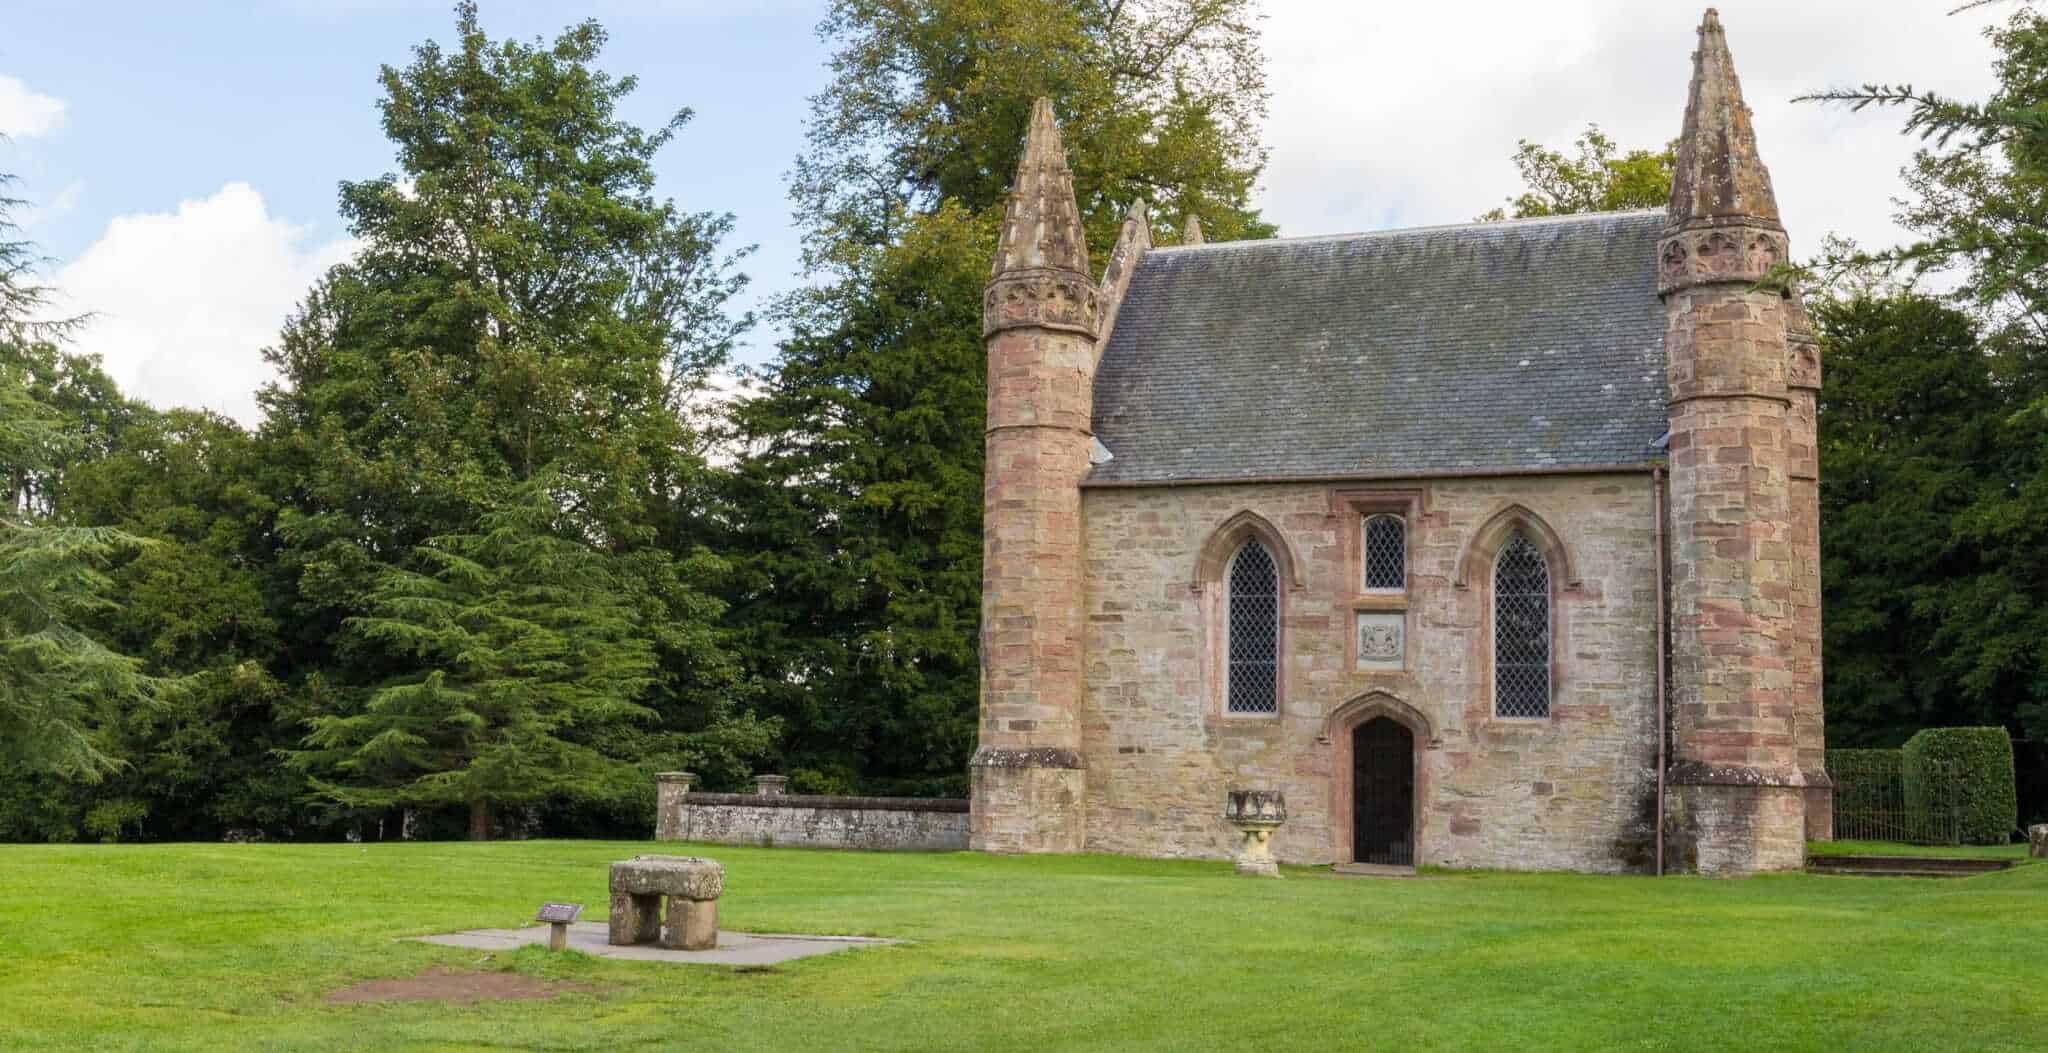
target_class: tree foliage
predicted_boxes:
[1479,124,1676,221]
[0,182,157,783]
[722,0,1273,794]
[296,482,660,838]
[260,5,767,829]
[1804,2,2048,745]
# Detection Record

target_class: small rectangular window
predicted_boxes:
[1363,515,1406,592]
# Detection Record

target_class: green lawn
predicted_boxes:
[2,842,2042,1052]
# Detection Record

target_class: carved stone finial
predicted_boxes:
[992,97,1091,279]
[1668,8,1780,233]
[1182,213,1205,246]
[985,97,1099,337]
[1659,10,1787,294]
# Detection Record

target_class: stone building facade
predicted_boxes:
[970,9,1827,875]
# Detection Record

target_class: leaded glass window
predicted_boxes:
[1493,531,1551,718]
[1227,539,1279,714]
[1363,515,1406,591]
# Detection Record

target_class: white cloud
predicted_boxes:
[0,75,66,139]
[1255,1,2001,256]
[49,183,357,426]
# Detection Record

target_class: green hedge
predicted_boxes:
[1902,728,2018,845]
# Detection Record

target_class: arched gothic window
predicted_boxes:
[1363,514,1406,591]
[1227,539,1280,714]
[1493,531,1551,718]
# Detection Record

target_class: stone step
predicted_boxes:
[1807,855,2016,878]
[1331,862,1418,878]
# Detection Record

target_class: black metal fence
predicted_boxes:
[1830,753,1967,845]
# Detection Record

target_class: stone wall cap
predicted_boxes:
[683,792,970,813]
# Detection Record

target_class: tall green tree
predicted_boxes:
[0,176,157,782]
[722,0,1273,793]
[266,4,767,825]
[40,407,300,841]
[1803,3,2048,743]
[1479,124,1677,221]
[1811,291,2004,742]
[297,482,660,839]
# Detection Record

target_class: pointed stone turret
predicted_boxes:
[974,97,1098,854]
[1667,9,1780,232]
[1181,213,1204,246]
[1658,9,1818,875]
[991,97,1093,284]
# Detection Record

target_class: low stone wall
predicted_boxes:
[658,788,970,852]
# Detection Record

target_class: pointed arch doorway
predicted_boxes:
[1352,718,1415,865]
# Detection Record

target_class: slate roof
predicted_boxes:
[1087,210,1670,485]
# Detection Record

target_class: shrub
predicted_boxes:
[83,799,149,844]
[1902,728,2018,845]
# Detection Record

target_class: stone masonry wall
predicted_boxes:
[1078,472,1662,871]
[662,794,969,852]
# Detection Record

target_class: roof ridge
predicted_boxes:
[1146,208,1665,255]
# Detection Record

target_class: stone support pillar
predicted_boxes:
[608,891,660,945]
[971,98,1098,853]
[654,771,694,842]
[662,896,718,951]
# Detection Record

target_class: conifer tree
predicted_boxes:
[0,174,157,780]
[297,481,659,838]
[262,5,768,819]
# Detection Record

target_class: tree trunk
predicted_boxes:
[468,800,491,841]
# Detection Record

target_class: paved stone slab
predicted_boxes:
[408,921,897,966]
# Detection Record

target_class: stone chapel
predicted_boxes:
[970,9,1829,875]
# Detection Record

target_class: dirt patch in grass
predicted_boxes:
[326,967,595,1005]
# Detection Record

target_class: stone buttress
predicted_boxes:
[1658,9,1815,873]
[972,99,1101,852]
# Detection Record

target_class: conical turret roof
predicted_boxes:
[993,98,1091,278]
[1668,9,1780,229]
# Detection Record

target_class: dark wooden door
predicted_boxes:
[1353,718,1414,865]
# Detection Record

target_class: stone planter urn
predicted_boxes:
[2030,824,2047,860]
[1224,789,1287,878]
[754,774,789,797]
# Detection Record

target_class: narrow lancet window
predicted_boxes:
[1363,515,1406,591]
[1493,531,1551,718]
[1227,540,1280,714]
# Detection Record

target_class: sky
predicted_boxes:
[1,0,2005,425]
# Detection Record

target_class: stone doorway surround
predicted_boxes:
[1326,692,1436,867]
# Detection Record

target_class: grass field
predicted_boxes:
[3,842,2042,1052]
